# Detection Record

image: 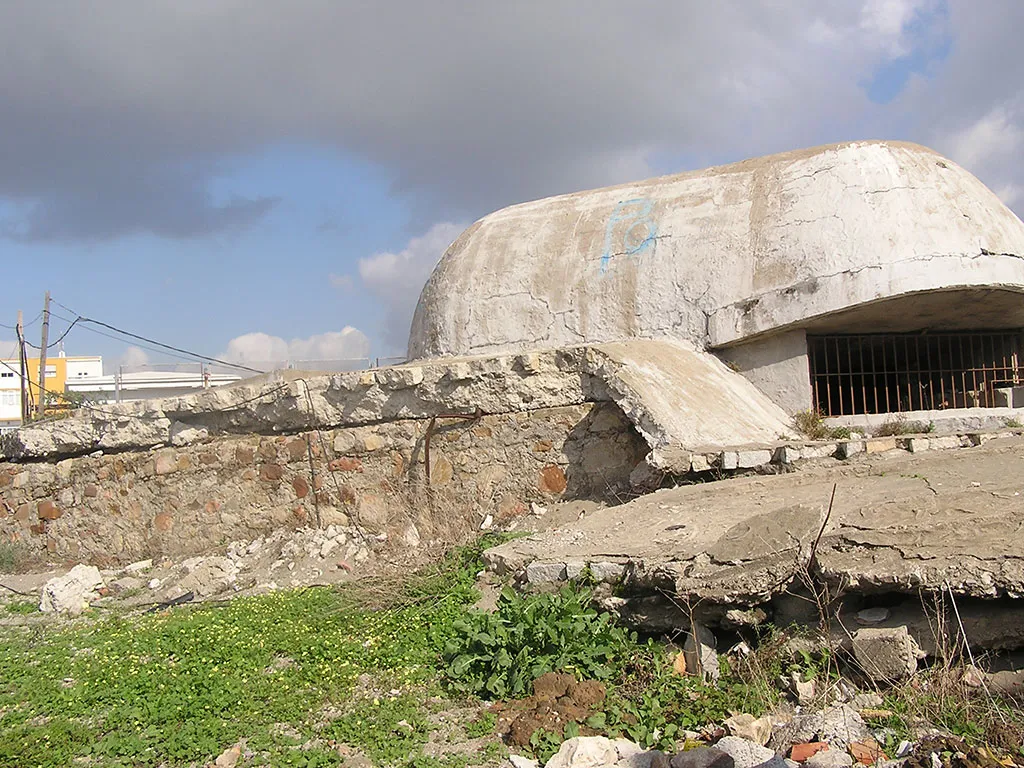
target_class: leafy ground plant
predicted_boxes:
[443,585,636,699]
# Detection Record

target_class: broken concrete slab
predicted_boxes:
[39,564,105,616]
[486,436,1024,646]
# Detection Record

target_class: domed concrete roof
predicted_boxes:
[409,141,1024,359]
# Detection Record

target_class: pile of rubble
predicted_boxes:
[512,729,1020,768]
[30,523,380,616]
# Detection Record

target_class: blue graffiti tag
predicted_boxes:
[600,198,657,274]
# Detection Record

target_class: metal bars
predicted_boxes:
[808,332,1022,416]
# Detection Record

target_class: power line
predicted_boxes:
[47,311,212,365]
[23,317,79,350]
[0,312,42,332]
[51,300,262,374]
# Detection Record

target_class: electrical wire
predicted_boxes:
[51,299,262,374]
[22,317,79,350]
[46,311,218,366]
[0,312,42,332]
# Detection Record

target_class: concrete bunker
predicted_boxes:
[410,141,1024,424]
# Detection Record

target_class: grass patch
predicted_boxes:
[0,541,39,573]
[873,414,935,436]
[4,600,36,615]
[792,410,851,440]
[0,538,497,768]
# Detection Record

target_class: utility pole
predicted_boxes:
[35,291,51,419]
[16,310,27,424]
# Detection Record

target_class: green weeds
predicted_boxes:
[792,410,850,440]
[443,585,635,699]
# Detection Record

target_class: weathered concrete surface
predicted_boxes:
[486,435,1024,607]
[717,330,812,415]
[826,407,1024,436]
[410,141,1024,359]
[582,340,795,449]
[1,340,794,462]
[1,348,595,459]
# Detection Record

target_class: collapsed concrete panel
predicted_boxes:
[484,435,1024,651]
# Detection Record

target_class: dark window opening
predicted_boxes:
[808,332,1023,416]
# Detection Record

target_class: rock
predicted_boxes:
[684,622,719,681]
[148,578,162,590]
[176,556,238,598]
[805,750,853,768]
[851,627,921,683]
[399,523,421,548]
[214,743,242,768]
[614,739,655,768]
[544,736,618,768]
[724,714,773,747]
[790,744,830,763]
[124,559,153,573]
[111,576,142,594]
[791,674,816,705]
[780,706,870,752]
[510,756,540,768]
[850,693,883,711]
[39,564,105,616]
[673,651,688,676]
[170,422,209,446]
[855,607,890,625]
[714,736,775,768]
[590,562,625,583]
[815,706,870,750]
[669,747,735,768]
[525,561,567,584]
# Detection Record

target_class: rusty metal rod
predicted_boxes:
[424,407,483,483]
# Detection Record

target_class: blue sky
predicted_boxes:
[1,1,1021,371]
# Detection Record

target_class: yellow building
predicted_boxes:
[0,354,103,425]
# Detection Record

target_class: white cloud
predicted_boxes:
[859,0,935,57]
[221,328,370,369]
[118,346,150,369]
[937,100,1024,210]
[356,221,466,349]
[943,103,1023,172]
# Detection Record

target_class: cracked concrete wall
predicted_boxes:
[409,140,1024,359]
[717,330,812,415]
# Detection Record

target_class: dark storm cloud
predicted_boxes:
[0,0,1019,241]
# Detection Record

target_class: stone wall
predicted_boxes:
[0,403,645,565]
